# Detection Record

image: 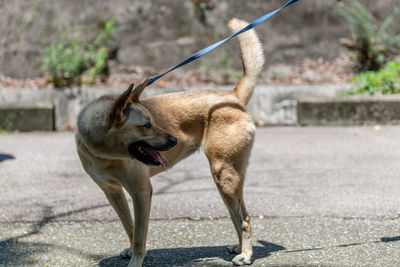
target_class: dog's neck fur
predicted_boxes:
[77,96,115,155]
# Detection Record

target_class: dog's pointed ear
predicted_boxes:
[107,83,134,128]
[130,79,149,103]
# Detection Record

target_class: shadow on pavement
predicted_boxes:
[0,239,52,266]
[98,234,400,266]
[0,204,110,266]
[284,235,400,254]
[381,236,400,242]
[0,239,105,266]
[0,153,14,162]
[99,240,285,267]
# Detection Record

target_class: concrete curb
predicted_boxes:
[0,84,349,130]
[0,102,54,131]
[298,95,400,126]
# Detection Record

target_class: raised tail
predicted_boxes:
[228,18,265,106]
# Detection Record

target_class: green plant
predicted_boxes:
[337,0,400,72]
[86,47,109,84]
[194,1,207,12]
[0,121,13,133]
[344,61,400,95]
[42,20,116,87]
[42,35,85,87]
[191,0,215,24]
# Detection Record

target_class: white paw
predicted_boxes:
[120,247,132,258]
[228,244,242,254]
[128,256,144,267]
[232,253,252,266]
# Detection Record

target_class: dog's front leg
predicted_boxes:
[125,180,152,267]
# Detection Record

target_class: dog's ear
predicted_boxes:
[130,79,149,103]
[107,83,134,128]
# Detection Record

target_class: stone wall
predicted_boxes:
[0,0,398,78]
[0,84,349,130]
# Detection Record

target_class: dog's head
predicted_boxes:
[105,80,177,167]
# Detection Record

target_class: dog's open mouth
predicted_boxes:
[128,141,168,167]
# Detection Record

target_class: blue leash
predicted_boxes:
[146,0,299,87]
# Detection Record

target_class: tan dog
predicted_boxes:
[75,18,264,267]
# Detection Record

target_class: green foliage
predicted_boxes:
[85,21,115,84]
[42,35,85,87]
[344,61,400,95]
[197,2,207,12]
[337,0,400,71]
[191,0,215,24]
[86,47,107,83]
[42,21,116,87]
[0,121,13,133]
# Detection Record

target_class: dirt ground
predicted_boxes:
[0,55,354,89]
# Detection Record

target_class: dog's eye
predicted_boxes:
[142,122,152,129]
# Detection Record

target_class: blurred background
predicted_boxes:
[0,0,397,83]
[0,0,399,131]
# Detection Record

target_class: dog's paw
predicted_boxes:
[232,253,252,266]
[120,247,132,258]
[228,244,241,254]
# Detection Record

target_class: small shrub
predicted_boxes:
[85,21,115,84]
[337,0,400,72]
[42,21,116,87]
[42,35,85,87]
[344,61,400,95]
[0,121,13,133]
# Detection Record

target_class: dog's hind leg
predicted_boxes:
[209,162,253,266]
[204,112,255,266]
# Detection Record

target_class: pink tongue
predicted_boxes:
[142,146,168,168]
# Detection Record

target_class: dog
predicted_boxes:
[75,18,264,267]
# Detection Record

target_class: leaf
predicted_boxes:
[377,8,400,41]
[337,0,398,71]
[387,34,400,48]
[41,20,115,87]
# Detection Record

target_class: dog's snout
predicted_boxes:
[150,134,177,151]
[168,135,177,147]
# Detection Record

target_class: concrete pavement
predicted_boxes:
[1,126,400,266]
[1,218,400,267]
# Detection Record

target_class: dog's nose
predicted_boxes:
[168,135,177,146]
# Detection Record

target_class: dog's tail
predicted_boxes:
[228,18,264,106]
